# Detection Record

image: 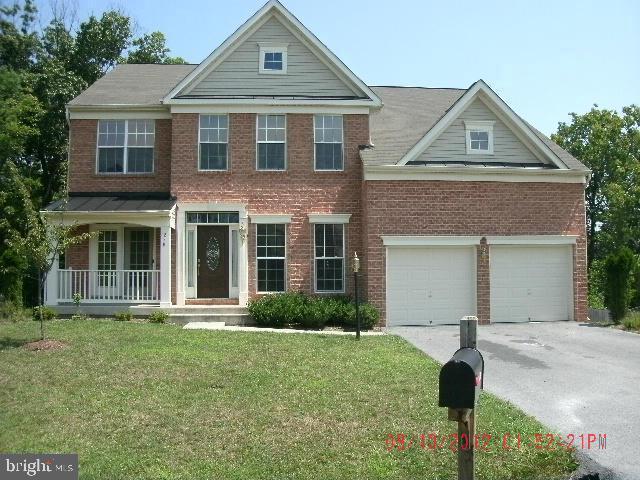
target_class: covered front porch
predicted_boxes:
[43,194,175,307]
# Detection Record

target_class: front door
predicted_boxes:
[197,225,229,298]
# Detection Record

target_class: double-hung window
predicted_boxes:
[314,115,343,170]
[97,119,154,173]
[314,224,344,292]
[199,114,228,170]
[256,224,286,292]
[257,114,286,170]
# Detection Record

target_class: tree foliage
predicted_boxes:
[552,105,640,312]
[125,32,187,65]
[552,106,640,263]
[0,1,186,307]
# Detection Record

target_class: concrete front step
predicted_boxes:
[169,313,251,326]
[165,306,248,315]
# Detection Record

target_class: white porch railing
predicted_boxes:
[57,269,160,303]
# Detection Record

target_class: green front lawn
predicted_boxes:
[0,320,576,479]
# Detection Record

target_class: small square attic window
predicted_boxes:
[464,120,495,154]
[259,44,288,74]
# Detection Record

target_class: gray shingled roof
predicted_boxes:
[68,64,196,106]
[363,86,588,171]
[67,66,586,172]
[362,86,466,166]
[45,196,176,212]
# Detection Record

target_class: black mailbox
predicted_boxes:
[438,347,484,409]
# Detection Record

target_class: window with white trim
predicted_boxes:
[314,115,343,170]
[199,114,228,170]
[97,119,154,173]
[257,114,286,170]
[314,224,344,292]
[259,45,287,74]
[464,121,494,154]
[256,224,286,292]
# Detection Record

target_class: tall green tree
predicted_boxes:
[0,1,187,306]
[552,105,640,266]
[125,32,187,65]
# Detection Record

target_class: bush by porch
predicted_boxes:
[247,291,379,330]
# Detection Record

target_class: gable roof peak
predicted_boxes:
[162,0,381,106]
[396,79,570,169]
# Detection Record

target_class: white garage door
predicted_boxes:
[387,247,476,326]
[490,245,573,323]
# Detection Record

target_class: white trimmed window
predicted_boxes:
[464,120,494,154]
[199,114,228,170]
[314,224,344,292]
[314,115,343,170]
[256,224,286,292]
[257,114,286,170]
[97,120,154,173]
[259,44,287,74]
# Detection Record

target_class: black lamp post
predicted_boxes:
[352,252,361,340]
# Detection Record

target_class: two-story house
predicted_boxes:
[44,0,590,326]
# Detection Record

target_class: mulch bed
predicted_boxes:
[24,340,68,351]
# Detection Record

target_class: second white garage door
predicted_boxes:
[387,247,476,326]
[490,245,573,323]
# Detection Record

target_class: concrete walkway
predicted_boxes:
[391,322,639,480]
[183,322,385,335]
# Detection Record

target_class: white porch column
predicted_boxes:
[239,213,249,306]
[45,253,59,306]
[175,206,186,306]
[160,225,172,307]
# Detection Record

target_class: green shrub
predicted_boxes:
[588,259,606,309]
[114,311,133,322]
[622,310,640,331]
[604,247,635,322]
[32,305,56,322]
[248,292,308,327]
[343,303,380,330]
[0,302,30,322]
[71,313,89,321]
[322,296,353,326]
[631,256,640,309]
[299,297,329,329]
[148,311,169,324]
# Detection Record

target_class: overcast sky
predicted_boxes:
[36,0,640,135]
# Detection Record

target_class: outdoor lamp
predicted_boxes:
[352,252,361,340]
[352,251,360,273]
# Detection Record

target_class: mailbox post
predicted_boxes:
[438,316,483,480]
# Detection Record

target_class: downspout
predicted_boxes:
[64,106,71,197]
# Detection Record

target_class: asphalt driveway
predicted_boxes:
[391,322,640,480]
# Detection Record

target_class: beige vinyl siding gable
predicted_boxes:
[417,98,550,165]
[182,16,359,98]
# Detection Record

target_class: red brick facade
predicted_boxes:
[65,114,587,326]
[170,112,369,298]
[68,119,172,193]
[362,181,588,325]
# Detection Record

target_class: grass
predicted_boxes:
[0,319,577,480]
[622,310,640,331]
